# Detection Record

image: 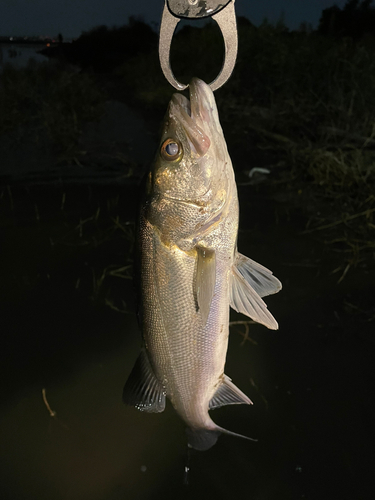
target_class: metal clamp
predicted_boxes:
[159,0,237,91]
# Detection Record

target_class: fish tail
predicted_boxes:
[186,424,257,451]
[186,427,221,451]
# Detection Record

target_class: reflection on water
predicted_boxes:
[0,321,186,500]
[0,44,46,69]
[0,183,374,500]
[0,315,269,500]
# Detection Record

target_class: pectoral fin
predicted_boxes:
[209,375,252,410]
[230,265,279,330]
[196,246,216,325]
[235,252,282,298]
[123,348,166,413]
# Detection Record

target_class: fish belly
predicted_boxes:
[139,196,238,428]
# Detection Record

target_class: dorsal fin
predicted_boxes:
[209,375,252,410]
[123,348,166,413]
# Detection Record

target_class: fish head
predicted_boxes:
[148,78,231,211]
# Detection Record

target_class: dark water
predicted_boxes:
[0,180,374,500]
[0,44,46,69]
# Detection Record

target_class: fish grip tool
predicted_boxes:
[159,0,238,91]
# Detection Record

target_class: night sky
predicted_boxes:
[1,0,346,38]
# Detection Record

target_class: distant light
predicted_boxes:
[10,36,13,41]
[46,43,50,47]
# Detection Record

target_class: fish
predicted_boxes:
[123,78,281,451]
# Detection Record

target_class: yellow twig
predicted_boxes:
[42,388,69,429]
[42,388,56,417]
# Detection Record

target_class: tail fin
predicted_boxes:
[186,425,257,451]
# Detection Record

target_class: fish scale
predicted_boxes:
[123,78,281,450]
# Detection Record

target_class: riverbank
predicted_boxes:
[1,28,374,498]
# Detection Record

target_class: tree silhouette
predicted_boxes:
[41,19,158,72]
[318,0,375,39]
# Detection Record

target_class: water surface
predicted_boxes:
[0,179,374,500]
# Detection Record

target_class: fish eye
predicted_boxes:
[160,138,183,162]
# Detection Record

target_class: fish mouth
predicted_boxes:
[163,79,228,210]
[168,78,216,157]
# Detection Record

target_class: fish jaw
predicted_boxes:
[168,93,211,158]
[189,77,224,139]
[146,82,236,253]
[149,78,230,217]
[167,76,225,157]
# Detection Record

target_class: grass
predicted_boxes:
[54,192,136,312]
[0,183,136,314]
[1,23,374,278]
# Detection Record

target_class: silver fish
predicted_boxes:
[123,78,281,451]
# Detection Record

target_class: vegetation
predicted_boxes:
[1,5,374,270]
[0,59,106,160]
[65,19,158,72]
[77,18,157,56]
[319,0,375,39]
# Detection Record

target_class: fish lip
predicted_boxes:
[170,93,191,117]
[170,77,211,121]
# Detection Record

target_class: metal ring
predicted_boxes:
[158,1,237,91]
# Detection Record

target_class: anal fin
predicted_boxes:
[209,375,252,410]
[123,348,166,413]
